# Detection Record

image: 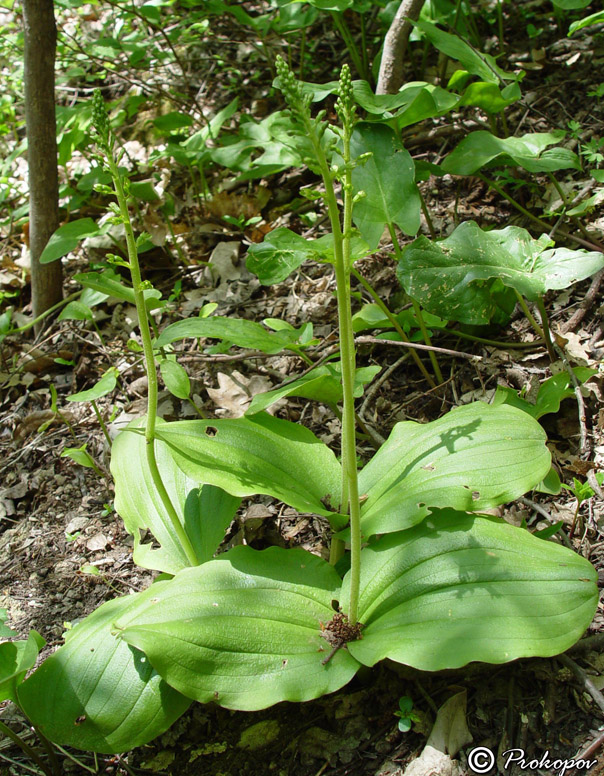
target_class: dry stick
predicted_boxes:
[562,269,604,334]
[558,654,604,717]
[570,632,604,654]
[551,339,591,459]
[568,729,604,774]
[519,497,573,549]
[359,353,409,420]
[355,335,482,361]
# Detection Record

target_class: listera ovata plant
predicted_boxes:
[4,65,598,758]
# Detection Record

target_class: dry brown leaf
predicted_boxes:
[207,370,275,417]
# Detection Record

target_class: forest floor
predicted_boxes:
[3,5,604,776]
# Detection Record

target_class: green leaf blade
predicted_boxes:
[154,413,343,522]
[120,547,359,710]
[343,511,597,670]
[155,315,307,354]
[18,591,191,753]
[397,222,604,324]
[111,419,240,574]
[40,218,101,264]
[351,123,420,248]
[356,402,551,538]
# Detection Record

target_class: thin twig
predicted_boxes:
[359,354,409,420]
[562,269,604,334]
[355,335,482,360]
[558,654,604,717]
[552,341,591,459]
[570,632,604,655]
[519,497,573,549]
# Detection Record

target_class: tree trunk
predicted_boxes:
[376,0,425,95]
[23,0,62,329]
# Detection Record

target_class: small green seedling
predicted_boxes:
[394,696,420,733]
[562,472,604,538]
[60,443,104,477]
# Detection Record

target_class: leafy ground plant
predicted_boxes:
[3,66,599,763]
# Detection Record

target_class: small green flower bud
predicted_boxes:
[91,89,110,147]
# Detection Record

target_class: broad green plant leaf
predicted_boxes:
[209,111,303,178]
[0,630,44,703]
[569,10,604,35]
[352,303,448,336]
[398,222,604,325]
[160,359,191,400]
[246,362,381,415]
[119,546,360,710]
[350,123,421,249]
[296,79,458,125]
[39,218,101,264]
[18,590,191,753]
[354,402,551,538]
[442,131,581,175]
[154,413,344,524]
[61,444,101,473]
[58,300,94,322]
[247,228,371,285]
[75,270,165,311]
[67,367,119,402]
[492,368,597,419]
[352,81,458,125]
[155,315,313,355]
[246,228,324,285]
[0,610,16,639]
[341,510,598,669]
[112,419,240,574]
[458,81,521,114]
[413,20,518,84]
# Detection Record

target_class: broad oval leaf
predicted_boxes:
[40,218,101,264]
[120,546,360,710]
[155,315,309,354]
[74,270,165,311]
[442,130,581,175]
[0,631,44,703]
[414,20,517,83]
[246,362,380,415]
[154,413,344,524]
[350,123,420,249]
[246,229,371,285]
[246,227,322,285]
[342,510,598,670]
[67,367,118,402]
[355,402,551,538]
[160,359,191,399]
[398,222,604,324]
[18,590,191,753]
[112,419,240,574]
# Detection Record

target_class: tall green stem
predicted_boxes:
[105,153,198,567]
[295,102,361,623]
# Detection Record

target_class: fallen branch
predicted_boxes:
[356,335,482,361]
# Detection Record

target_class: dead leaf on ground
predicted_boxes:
[208,370,278,417]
